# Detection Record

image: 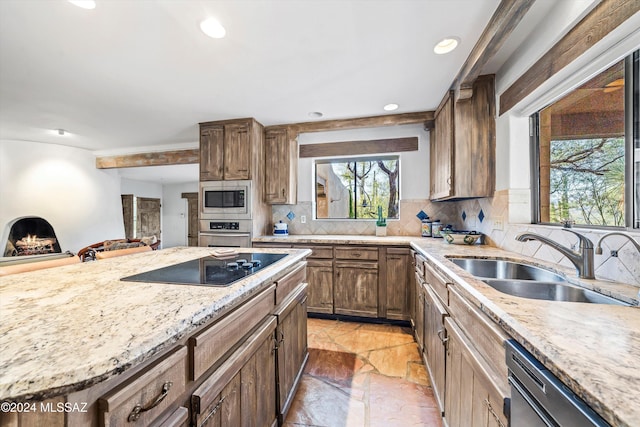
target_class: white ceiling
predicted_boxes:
[0,0,568,185]
[0,0,505,152]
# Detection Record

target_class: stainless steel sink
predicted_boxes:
[449,257,629,306]
[450,258,565,282]
[483,279,628,305]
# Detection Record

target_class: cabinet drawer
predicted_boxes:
[448,285,509,396]
[424,261,449,306]
[276,263,306,307]
[99,346,188,427]
[293,245,333,259]
[190,285,275,380]
[151,407,189,427]
[334,246,378,261]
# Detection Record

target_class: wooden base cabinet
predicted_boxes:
[423,285,448,414]
[384,247,411,320]
[306,260,334,314]
[191,317,278,427]
[274,284,309,424]
[444,318,507,427]
[414,272,425,352]
[334,260,378,318]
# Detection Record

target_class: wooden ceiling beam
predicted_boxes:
[453,0,536,100]
[276,111,435,135]
[500,0,640,115]
[96,149,199,169]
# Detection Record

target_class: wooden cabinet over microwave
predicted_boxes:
[199,118,264,182]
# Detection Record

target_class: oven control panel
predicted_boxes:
[208,222,240,230]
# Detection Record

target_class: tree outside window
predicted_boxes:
[315,156,399,220]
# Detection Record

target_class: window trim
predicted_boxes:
[313,155,401,221]
[531,52,638,230]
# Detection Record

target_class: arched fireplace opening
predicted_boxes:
[3,217,62,257]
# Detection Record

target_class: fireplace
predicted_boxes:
[3,217,62,257]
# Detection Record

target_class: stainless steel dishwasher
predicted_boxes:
[505,340,610,427]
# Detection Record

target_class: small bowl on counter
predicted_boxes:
[440,230,483,245]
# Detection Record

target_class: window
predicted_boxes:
[315,156,399,220]
[532,50,639,228]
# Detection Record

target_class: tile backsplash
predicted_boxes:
[454,190,640,287]
[272,191,640,286]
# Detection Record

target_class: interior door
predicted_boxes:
[182,192,198,246]
[136,197,161,239]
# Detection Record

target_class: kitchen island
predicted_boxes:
[255,234,640,427]
[0,246,311,426]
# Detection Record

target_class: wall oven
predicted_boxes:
[200,180,252,220]
[199,220,252,248]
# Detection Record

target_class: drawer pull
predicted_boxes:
[127,381,172,422]
[201,394,230,426]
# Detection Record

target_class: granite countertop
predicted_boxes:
[257,234,640,426]
[0,246,310,401]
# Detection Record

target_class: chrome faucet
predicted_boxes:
[595,232,640,255]
[516,229,595,279]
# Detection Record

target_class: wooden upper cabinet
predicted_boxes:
[431,92,454,199]
[264,126,297,204]
[200,126,224,181]
[430,75,495,200]
[199,118,263,181]
[223,123,251,180]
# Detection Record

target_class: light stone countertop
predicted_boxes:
[257,234,640,427]
[0,246,310,401]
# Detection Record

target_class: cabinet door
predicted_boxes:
[265,128,297,204]
[306,260,334,314]
[414,273,425,352]
[195,374,241,427]
[424,285,448,414]
[334,261,378,317]
[431,91,454,200]
[224,123,251,180]
[385,248,411,320]
[240,328,277,427]
[200,126,225,181]
[276,287,309,423]
[444,318,507,427]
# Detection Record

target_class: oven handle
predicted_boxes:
[200,232,251,238]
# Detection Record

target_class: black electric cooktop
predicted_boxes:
[121,252,287,287]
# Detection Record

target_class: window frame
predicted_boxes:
[530,52,639,230]
[313,154,401,221]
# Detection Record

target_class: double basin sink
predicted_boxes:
[449,258,628,306]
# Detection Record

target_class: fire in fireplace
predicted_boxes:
[3,217,62,257]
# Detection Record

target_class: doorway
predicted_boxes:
[182,192,198,247]
[121,195,161,240]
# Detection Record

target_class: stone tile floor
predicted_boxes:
[283,318,443,427]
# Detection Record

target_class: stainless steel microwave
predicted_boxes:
[200,180,252,219]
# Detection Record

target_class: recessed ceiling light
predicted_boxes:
[434,37,460,55]
[383,103,399,111]
[68,1,96,10]
[308,112,323,118]
[200,18,226,39]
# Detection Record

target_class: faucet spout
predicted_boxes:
[515,229,595,279]
[595,232,640,255]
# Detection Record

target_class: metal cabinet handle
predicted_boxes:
[282,188,285,197]
[127,381,172,422]
[437,329,448,345]
[201,392,233,426]
[483,398,506,427]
